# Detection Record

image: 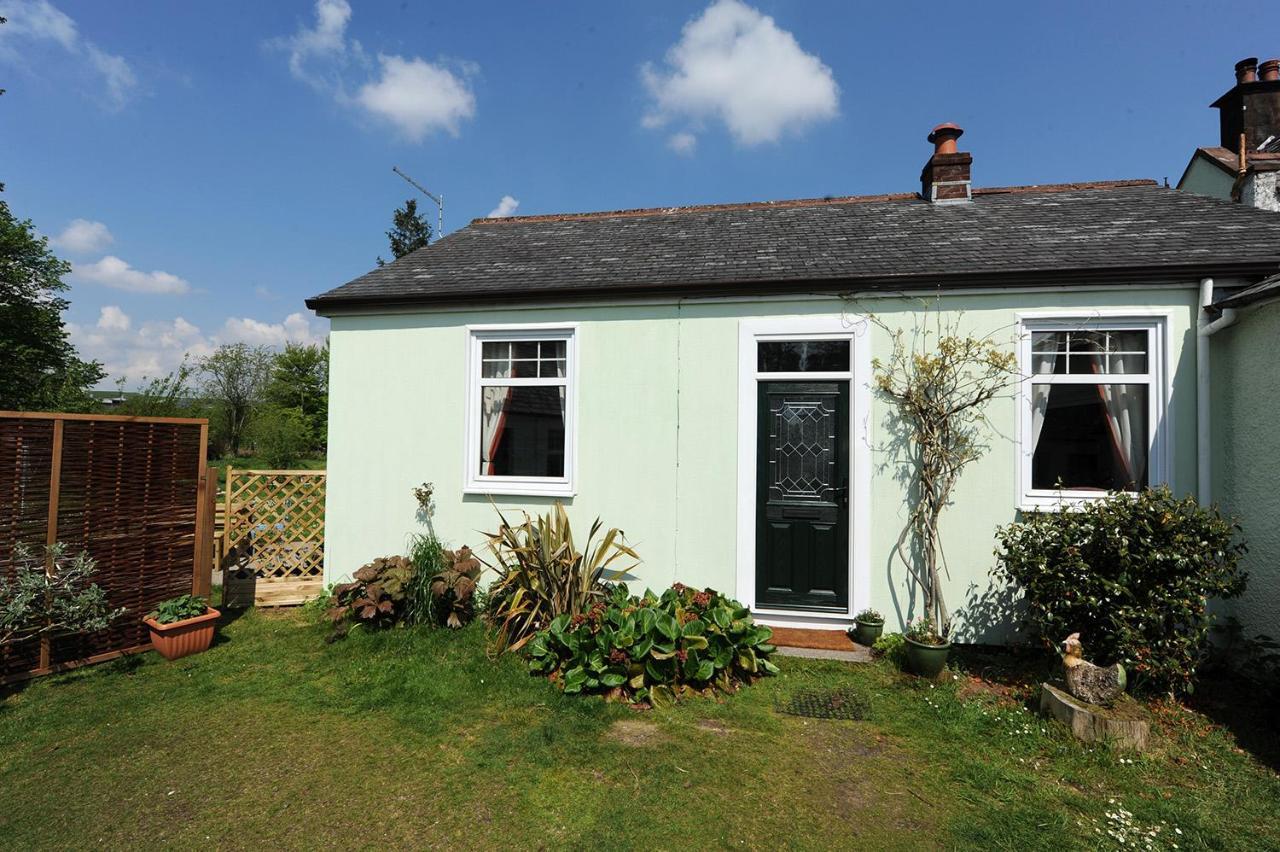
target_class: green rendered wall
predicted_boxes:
[1211,300,1280,644]
[325,286,1200,641]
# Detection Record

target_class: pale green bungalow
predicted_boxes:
[310,108,1280,643]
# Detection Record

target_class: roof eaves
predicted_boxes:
[308,259,1280,315]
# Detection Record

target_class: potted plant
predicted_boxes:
[144,594,219,660]
[904,616,951,678]
[848,608,885,646]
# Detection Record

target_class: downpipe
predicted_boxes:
[1196,277,1239,505]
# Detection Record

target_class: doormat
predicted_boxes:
[776,686,869,720]
[769,627,859,651]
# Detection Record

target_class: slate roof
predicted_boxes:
[308,180,1280,312]
[1214,272,1280,309]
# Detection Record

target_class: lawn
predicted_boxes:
[1,607,1276,850]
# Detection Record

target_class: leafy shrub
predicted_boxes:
[1,543,125,646]
[485,503,639,654]
[854,608,883,623]
[429,546,483,629]
[872,632,906,667]
[249,405,312,468]
[147,594,210,624]
[526,583,778,706]
[994,486,1247,694]
[327,556,415,640]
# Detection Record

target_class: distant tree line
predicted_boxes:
[118,342,328,466]
[1,176,326,466]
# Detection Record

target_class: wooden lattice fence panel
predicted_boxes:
[0,412,209,681]
[222,470,325,607]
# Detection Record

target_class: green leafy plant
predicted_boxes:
[405,533,446,626]
[1,543,125,646]
[327,555,415,641]
[146,594,210,625]
[485,502,639,654]
[994,486,1247,694]
[526,583,778,707]
[854,608,884,623]
[249,404,313,468]
[871,632,906,667]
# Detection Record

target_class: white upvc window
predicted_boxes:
[464,324,577,497]
[1016,313,1169,510]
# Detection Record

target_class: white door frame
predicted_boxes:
[735,316,872,629]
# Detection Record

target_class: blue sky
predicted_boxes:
[0,0,1270,385]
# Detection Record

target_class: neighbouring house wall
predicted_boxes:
[325,286,1200,642]
[1239,171,1280,213]
[1178,158,1233,200]
[1211,299,1280,643]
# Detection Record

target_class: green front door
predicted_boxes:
[755,381,849,611]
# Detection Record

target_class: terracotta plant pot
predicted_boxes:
[852,619,884,646]
[904,637,952,679]
[144,608,220,661]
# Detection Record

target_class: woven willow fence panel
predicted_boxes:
[222,469,326,607]
[0,412,209,680]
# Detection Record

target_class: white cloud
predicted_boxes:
[641,0,839,148]
[50,219,114,254]
[486,195,520,218]
[355,54,476,140]
[270,0,476,141]
[72,255,191,295]
[96,305,130,332]
[273,0,358,88]
[0,0,138,109]
[69,309,327,386]
[667,132,698,156]
[221,312,322,348]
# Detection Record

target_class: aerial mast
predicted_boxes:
[391,166,443,240]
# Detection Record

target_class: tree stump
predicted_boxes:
[1039,682,1150,751]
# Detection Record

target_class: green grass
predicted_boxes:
[1,611,1276,850]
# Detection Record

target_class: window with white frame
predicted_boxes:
[465,326,575,495]
[1019,317,1166,505]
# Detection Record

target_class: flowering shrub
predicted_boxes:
[854,608,884,623]
[905,616,946,645]
[526,583,778,706]
[994,486,1247,694]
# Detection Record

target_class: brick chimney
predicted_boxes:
[1213,56,1280,153]
[920,123,972,203]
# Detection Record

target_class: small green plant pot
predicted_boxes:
[852,619,884,646]
[904,637,952,679]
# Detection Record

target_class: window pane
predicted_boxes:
[758,340,849,372]
[479,385,566,478]
[1031,383,1148,491]
[512,341,540,359]
[511,359,539,378]
[541,340,566,360]
[482,359,512,379]
[1035,329,1149,375]
[481,341,510,360]
[539,359,566,378]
